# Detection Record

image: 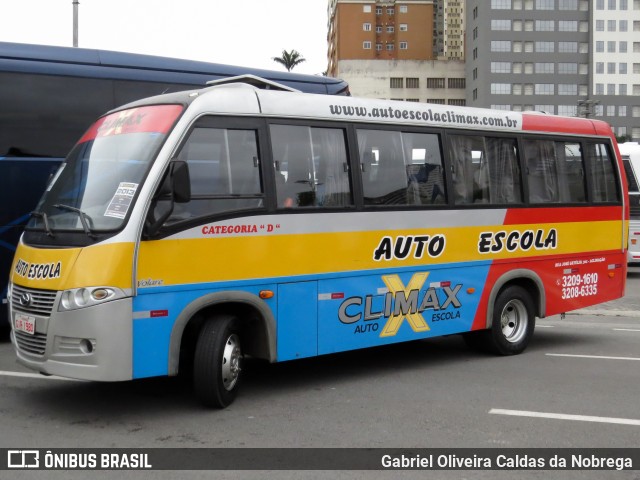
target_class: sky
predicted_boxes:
[0,0,330,75]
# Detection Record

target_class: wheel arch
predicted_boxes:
[167,290,276,376]
[484,269,546,329]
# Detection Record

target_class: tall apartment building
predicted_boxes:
[466,0,640,140]
[327,0,467,103]
[434,0,466,59]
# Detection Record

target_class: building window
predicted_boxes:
[427,99,446,104]
[558,84,578,95]
[620,20,628,31]
[376,43,383,51]
[387,25,395,33]
[491,83,512,94]
[596,62,605,74]
[535,41,554,52]
[559,0,578,8]
[363,41,372,49]
[534,63,553,74]
[608,62,616,74]
[376,7,382,15]
[558,105,578,116]
[596,20,605,31]
[620,106,627,116]
[608,19,616,31]
[491,62,512,73]
[558,20,578,31]
[620,0,628,8]
[536,20,554,31]
[390,77,403,88]
[596,0,605,8]
[607,84,616,95]
[596,41,605,52]
[535,84,554,95]
[449,99,466,106]
[620,41,628,53]
[427,78,446,88]
[376,25,383,33]
[491,0,512,8]
[491,40,512,52]
[620,84,627,95]
[400,5,408,13]
[559,42,578,53]
[406,78,419,88]
[536,0,555,8]
[399,41,408,50]
[363,5,372,13]
[596,83,605,95]
[609,0,616,8]
[492,19,512,30]
[400,23,408,31]
[608,41,616,53]
[619,62,628,74]
[558,63,578,74]
[448,78,466,89]
[607,105,615,116]
[387,7,395,14]
[386,44,395,51]
[363,23,372,31]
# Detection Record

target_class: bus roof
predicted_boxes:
[124,82,613,138]
[0,41,348,95]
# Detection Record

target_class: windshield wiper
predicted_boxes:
[53,204,97,238]
[29,211,55,237]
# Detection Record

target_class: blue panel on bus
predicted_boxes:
[317,264,490,355]
[277,282,318,361]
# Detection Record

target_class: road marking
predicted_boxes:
[537,325,554,328]
[614,328,640,332]
[0,370,80,381]
[546,353,640,361]
[568,309,640,318]
[489,409,640,426]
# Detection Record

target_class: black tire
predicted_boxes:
[463,285,535,356]
[193,314,243,408]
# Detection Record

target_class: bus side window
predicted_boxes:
[163,125,264,224]
[270,124,352,208]
[523,139,559,203]
[555,142,586,203]
[586,143,619,202]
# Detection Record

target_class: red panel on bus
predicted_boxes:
[522,114,598,136]
[504,206,623,225]
[78,105,183,144]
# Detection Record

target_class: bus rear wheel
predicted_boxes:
[464,285,535,355]
[193,314,243,408]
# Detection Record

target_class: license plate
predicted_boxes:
[14,314,36,336]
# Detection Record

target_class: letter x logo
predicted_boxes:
[380,272,430,337]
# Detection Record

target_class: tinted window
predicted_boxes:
[448,135,522,205]
[585,143,619,202]
[270,125,352,208]
[523,139,587,203]
[357,129,445,206]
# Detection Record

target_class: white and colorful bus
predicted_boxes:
[619,142,640,264]
[8,79,628,407]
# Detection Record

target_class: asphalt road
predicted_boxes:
[1,267,639,480]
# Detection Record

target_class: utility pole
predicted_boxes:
[72,1,79,47]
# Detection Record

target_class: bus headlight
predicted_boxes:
[59,287,126,311]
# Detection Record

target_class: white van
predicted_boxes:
[619,142,640,264]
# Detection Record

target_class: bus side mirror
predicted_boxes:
[145,161,191,237]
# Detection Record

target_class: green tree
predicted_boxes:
[272,49,306,72]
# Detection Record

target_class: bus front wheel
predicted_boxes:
[465,285,535,355]
[193,314,243,408]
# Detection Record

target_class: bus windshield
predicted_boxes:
[27,105,183,235]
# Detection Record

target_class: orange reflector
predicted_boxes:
[608,272,615,278]
[467,288,475,294]
[259,290,274,299]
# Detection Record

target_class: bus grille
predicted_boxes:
[11,285,57,316]
[14,330,47,356]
